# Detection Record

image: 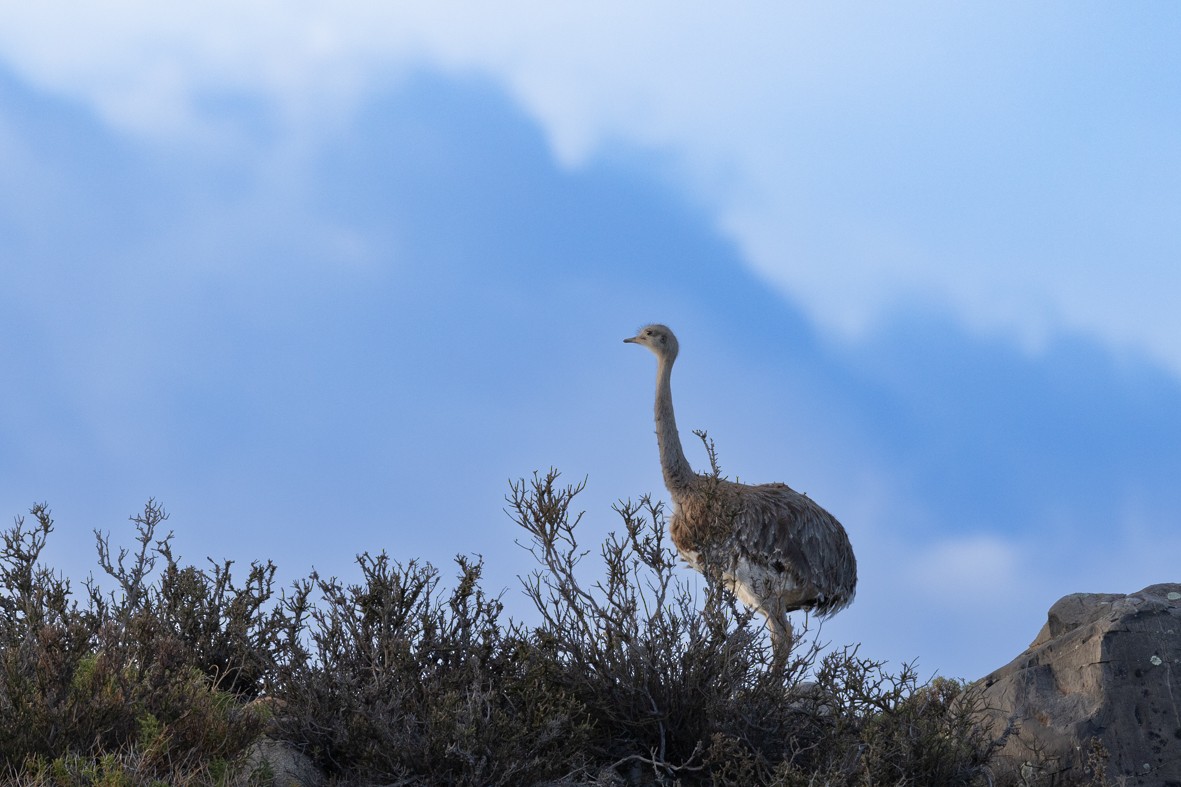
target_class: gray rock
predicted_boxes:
[241,737,327,787]
[974,583,1181,785]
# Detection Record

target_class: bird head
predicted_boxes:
[624,324,679,359]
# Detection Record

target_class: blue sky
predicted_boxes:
[2,3,1180,681]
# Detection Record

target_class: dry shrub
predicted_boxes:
[0,502,269,784]
[2,471,1019,786]
[272,552,589,785]
[510,470,1005,786]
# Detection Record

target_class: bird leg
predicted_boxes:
[765,605,794,666]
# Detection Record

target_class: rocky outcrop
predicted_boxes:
[974,583,1181,785]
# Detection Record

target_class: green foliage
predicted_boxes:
[1,476,1030,786]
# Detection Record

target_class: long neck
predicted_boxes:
[655,352,695,493]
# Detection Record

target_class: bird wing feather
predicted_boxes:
[668,475,856,617]
[728,481,856,616]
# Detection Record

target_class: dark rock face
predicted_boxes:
[975,583,1181,785]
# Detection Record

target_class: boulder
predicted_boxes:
[241,737,327,787]
[974,583,1181,785]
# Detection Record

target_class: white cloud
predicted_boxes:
[2,2,1180,374]
[904,535,1025,607]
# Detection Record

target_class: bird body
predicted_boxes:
[625,323,856,654]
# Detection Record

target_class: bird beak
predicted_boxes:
[623,337,637,344]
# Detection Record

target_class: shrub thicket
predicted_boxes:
[1,471,1037,785]
[0,501,270,784]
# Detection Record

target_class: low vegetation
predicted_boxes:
[1,471,1026,785]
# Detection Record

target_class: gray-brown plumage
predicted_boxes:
[625,323,856,656]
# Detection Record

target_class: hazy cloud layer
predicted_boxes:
[2,3,1180,370]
